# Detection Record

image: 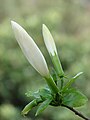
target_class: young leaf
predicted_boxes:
[25,90,40,99]
[35,98,52,116]
[73,72,83,79]
[21,99,37,115]
[62,89,88,107]
[39,88,52,100]
[62,72,83,92]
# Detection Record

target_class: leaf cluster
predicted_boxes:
[22,71,88,116]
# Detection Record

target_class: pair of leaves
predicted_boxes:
[22,97,52,116]
[22,88,52,116]
[62,88,88,107]
[61,72,88,107]
[35,88,52,116]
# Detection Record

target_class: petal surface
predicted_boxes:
[42,24,57,56]
[11,21,49,77]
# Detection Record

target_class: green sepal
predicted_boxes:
[21,99,37,115]
[62,72,83,92]
[35,98,52,116]
[62,88,88,107]
[50,52,64,77]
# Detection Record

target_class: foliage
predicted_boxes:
[0,0,90,120]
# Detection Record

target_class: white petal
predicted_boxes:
[42,24,57,56]
[11,21,49,77]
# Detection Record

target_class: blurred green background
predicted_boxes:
[0,0,90,120]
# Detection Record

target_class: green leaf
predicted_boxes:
[21,99,37,115]
[35,98,52,116]
[62,72,83,92]
[39,88,52,100]
[25,90,40,98]
[73,72,83,79]
[62,89,88,107]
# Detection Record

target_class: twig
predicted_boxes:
[61,104,90,120]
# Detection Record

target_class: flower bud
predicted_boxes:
[11,21,49,77]
[42,24,64,77]
[11,21,59,93]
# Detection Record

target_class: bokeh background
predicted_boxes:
[0,0,90,120]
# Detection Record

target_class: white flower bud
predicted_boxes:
[11,21,49,77]
[42,24,64,77]
[42,24,57,56]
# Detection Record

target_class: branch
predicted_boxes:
[61,104,90,120]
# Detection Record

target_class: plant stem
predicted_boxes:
[61,104,90,120]
[45,75,59,94]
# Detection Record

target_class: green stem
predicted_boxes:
[45,75,59,94]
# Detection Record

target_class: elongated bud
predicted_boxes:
[11,21,59,93]
[42,24,64,77]
[11,21,49,77]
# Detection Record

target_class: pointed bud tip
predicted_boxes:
[11,21,14,28]
[11,20,14,24]
[11,20,16,27]
[42,24,47,30]
[42,24,45,27]
[11,20,21,30]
